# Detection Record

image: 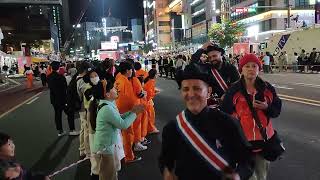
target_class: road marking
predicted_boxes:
[0,91,43,119]
[292,83,320,89]
[280,97,320,107]
[26,97,39,104]
[278,94,320,104]
[7,78,21,85]
[272,84,294,90]
[0,82,9,87]
[0,84,20,93]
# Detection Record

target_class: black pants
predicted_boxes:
[40,74,47,86]
[159,65,164,76]
[53,105,75,131]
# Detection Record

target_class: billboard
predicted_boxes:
[0,0,61,4]
[101,41,117,50]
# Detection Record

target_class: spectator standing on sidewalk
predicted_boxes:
[221,54,283,180]
[76,61,91,158]
[47,61,79,136]
[0,132,50,180]
[309,48,317,72]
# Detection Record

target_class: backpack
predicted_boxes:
[88,100,107,131]
[66,75,82,112]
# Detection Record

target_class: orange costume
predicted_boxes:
[46,65,53,77]
[115,73,136,161]
[135,69,148,80]
[25,70,34,89]
[130,77,145,143]
[143,79,158,133]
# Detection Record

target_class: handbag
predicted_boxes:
[241,88,285,161]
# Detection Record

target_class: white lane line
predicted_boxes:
[292,83,320,88]
[7,78,21,85]
[26,97,39,104]
[0,82,9,87]
[0,91,43,119]
[0,84,20,93]
[272,84,294,90]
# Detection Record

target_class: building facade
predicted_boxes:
[230,0,316,43]
[131,19,144,42]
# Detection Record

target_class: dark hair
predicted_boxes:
[92,80,114,99]
[294,52,298,56]
[51,62,60,71]
[118,61,133,74]
[83,69,98,85]
[302,49,305,53]
[134,62,142,70]
[76,61,89,74]
[144,69,157,84]
[0,132,10,148]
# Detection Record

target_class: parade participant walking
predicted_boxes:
[115,61,141,162]
[144,69,160,134]
[191,42,240,105]
[159,63,254,180]
[24,66,34,89]
[221,54,284,180]
[47,61,78,136]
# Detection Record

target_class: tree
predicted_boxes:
[143,43,153,53]
[208,20,245,49]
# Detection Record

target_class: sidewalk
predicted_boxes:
[0,77,46,116]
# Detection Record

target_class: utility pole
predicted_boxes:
[287,0,291,28]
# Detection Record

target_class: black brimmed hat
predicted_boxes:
[176,63,213,86]
[206,44,225,55]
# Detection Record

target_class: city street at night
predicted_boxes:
[1,73,320,180]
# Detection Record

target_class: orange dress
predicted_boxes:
[143,79,158,133]
[115,74,136,161]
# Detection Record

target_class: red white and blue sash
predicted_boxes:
[211,68,228,92]
[176,111,229,171]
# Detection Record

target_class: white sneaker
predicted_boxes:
[69,131,80,136]
[58,131,66,137]
[134,142,147,151]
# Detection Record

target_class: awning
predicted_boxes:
[31,57,49,63]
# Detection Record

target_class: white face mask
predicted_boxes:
[90,77,100,85]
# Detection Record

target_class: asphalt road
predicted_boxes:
[0,72,320,180]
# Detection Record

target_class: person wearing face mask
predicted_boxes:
[191,42,240,107]
[82,69,102,180]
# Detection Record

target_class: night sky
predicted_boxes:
[69,0,144,25]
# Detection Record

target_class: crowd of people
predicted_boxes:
[0,41,288,180]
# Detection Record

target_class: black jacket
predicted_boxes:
[159,107,254,180]
[192,49,240,97]
[47,71,67,107]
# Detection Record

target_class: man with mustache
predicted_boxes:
[192,42,240,105]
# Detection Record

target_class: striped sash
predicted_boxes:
[211,68,228,92]
[176,111,229,172]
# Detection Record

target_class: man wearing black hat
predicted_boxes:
[159,63,254,180]
[191,42,240,104]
